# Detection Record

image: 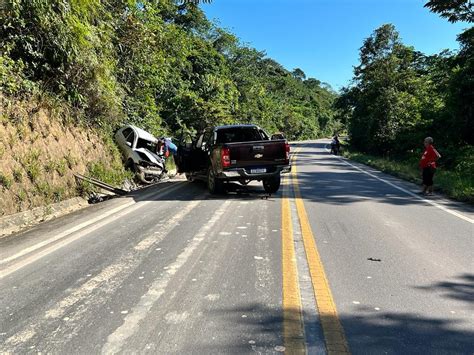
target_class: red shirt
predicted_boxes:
[420,145,438,168]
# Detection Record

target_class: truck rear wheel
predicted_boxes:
[263,175,281,194]
[207,168,224,194]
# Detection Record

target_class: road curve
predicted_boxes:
[1,140,472,354]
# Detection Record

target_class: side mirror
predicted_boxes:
[271,133,285,140]
[126,141,132,147]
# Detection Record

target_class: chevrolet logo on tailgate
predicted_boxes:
[254,153,263,159]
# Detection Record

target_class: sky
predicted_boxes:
[202,0,469,90]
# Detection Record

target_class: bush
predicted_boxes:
[0,173,13,189]
[12,168,23,183]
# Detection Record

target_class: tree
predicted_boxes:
[445,27,474,144]
[425,0,473,145]
[291,68,306,80]
[342,24,434,153]
[424,0,473,23]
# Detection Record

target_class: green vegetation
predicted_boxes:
[335,1,473,201]
[0,173,13,189]
[87,162,134,187]
[64,152,78,170]
[342,148,474,203]
[165,158,177,174]
[16,189,27,203]
[12,168,23,183]
[1,0,337,140]
[20,150,42,183]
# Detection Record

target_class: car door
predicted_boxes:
[176,132,195,173]
[193,129,213,175]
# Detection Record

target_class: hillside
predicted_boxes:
[0,94,129,216]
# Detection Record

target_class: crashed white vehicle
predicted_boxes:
[114,125,166,184]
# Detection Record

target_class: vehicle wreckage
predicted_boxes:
[114,125,167,184]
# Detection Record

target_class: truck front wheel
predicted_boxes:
[263,175,281,194]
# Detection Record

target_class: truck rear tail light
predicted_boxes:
[221,147,231,168]
[285,143,290,162]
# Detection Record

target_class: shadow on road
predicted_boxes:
[292,142,474,216]
[182,302,474,354]
[126,176,285,203]
[414,273,474,306]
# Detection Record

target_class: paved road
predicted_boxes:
[1,140,473,354]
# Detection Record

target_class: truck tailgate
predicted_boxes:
[226,140,288,168]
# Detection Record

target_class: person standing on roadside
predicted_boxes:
[419,137,441,195]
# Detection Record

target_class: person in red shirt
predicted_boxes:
[419,137,441,195]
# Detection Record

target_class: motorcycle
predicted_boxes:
[330,143,340,155]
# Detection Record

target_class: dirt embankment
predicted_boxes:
[0,95,127,217]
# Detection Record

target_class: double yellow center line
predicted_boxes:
[282,148,350,354]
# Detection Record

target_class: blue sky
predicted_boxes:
[202,0,469,90]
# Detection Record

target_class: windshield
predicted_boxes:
[136,138,157,152]
[216,127,266,144]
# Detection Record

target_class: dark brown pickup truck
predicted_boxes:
[176,124,291,194]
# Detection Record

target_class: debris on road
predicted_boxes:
[74,173,128,196]
[367,257,382,262]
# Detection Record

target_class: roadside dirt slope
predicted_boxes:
[0,95,126,216]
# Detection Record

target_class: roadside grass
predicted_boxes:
[84,161,134,190]
[165,157,177,174]
[0,173,13,189]
[12,168,23,183]
[341,147,474,204]
[20,150,42,183]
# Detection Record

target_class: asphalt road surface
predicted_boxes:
[1,140,473,354]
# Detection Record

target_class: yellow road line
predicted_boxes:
[281,176,306,354]
[292,147,350,355]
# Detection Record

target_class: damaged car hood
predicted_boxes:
[135,148,163,166]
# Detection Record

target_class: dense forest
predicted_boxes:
[0,0,338,140]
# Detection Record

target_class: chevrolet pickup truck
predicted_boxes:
[176,124,291,194]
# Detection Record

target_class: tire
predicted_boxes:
[125,158,136,172]
[263,174,281,194]
[207,168,224,194]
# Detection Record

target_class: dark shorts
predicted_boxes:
[422,167,435,186]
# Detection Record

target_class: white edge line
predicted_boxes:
[0,182,186,279]
[320,143,474,224]
[0,182,185,267]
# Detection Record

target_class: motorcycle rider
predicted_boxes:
[331,134,340,155]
